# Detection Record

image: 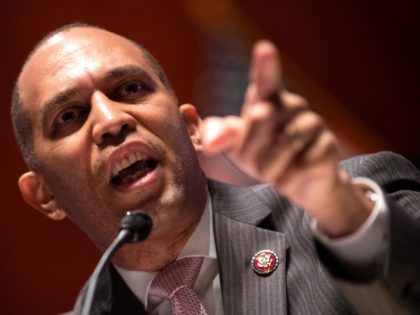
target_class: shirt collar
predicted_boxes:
[115,193,215,306]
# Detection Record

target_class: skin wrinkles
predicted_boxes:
[42,65,156,139]
[41,87,83,135]
[18,27,207,271]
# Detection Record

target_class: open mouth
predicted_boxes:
[111,153,158,186]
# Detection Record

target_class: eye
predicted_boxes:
[53,106,89,136]
[60,111,77,122]
[113,81,151,102]
[124,82,143,94]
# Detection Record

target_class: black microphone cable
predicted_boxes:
[80,210,152,315]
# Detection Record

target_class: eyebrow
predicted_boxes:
[105,65,155,87]
[40,65,156,131]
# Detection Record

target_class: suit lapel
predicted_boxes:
[209,180,289,315]
[73,263,148,315]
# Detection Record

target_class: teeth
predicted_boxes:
[120,169,144,185]
[128,153,137,165]
[121,158,131,169]
[112,152,147,177]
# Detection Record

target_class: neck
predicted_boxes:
[111,181,208,271]
[112,218,201,271]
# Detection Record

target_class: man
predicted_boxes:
[11,24,420,314]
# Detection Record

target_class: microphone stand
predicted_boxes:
[80,210,152,315]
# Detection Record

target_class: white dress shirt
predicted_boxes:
[116,196,223,314]
[311,177,388,265]
[117,177,389,314]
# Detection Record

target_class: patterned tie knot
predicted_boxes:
[148,256,207,314]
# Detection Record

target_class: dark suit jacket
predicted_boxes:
[73,152,420,314]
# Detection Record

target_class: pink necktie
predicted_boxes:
[148,256,208,315]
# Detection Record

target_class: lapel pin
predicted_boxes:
[251,249,279,276]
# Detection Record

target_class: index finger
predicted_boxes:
[249,40,283,102]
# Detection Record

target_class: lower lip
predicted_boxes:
[112,164,160,193]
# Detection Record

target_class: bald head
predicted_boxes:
[11,24,176,170]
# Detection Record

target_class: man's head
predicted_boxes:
[12,24,207,263]
[12,23,177,171]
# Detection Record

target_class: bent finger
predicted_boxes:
[201,116,244,154]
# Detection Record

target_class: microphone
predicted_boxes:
[119,210,153,243]
[80,210,152,315]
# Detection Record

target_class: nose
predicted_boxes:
[91,91,136,146]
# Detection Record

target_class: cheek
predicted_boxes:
[47,137,90,169]
[38,139,109,230]
[132,100,194,151]
[36,131,95,192]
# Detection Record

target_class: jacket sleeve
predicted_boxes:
[316,151,420,315]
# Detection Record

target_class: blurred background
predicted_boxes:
[1,0,419,313]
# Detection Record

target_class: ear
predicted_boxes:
[180,104,203,153]
[18,171,66,221]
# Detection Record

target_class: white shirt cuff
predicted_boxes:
[311,177,389,265]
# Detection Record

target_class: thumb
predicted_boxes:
[201,116,243,154]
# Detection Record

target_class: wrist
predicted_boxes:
[315,172,375,238]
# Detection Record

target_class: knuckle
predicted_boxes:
[248,103,275,123]
[282,92,311,110]
[304,111,322,125]
[319,130,338,153]
[293,111,324,133]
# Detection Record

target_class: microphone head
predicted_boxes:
[120,210,153,243]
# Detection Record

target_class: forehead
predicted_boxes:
[19,28,155,111]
